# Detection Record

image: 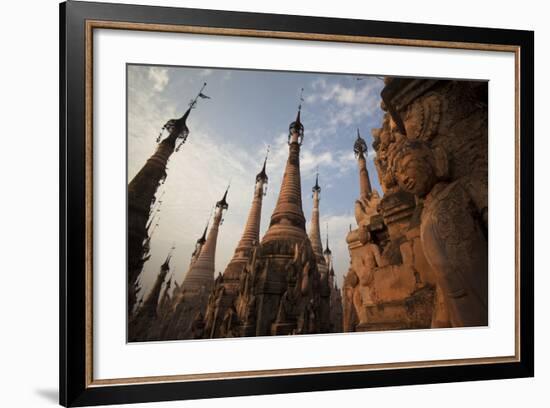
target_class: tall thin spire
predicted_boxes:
[190,218,209,266]
[308,171,325,260]
[223,152,269,283]
[324,223,332,256]
[308,171,327,280]
[128,246,175,341]
[199,222,208,244]
[262,94,307,244]
[127,82,210,314]
[217,183,230,211]
[141,245,174,317]
[256,145,269,185]
[183,187,229,293]
[287,88,305,146]
[354,128,372,199]
[313,170,320,192]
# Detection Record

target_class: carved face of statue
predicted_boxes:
[394,148,437,197]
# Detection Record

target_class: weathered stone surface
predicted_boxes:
[346,77,488,331]
[128,251,173,342]
[202,107,333,339]
[127,108,193,319]
[202,158,269,338]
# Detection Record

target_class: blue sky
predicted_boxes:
[128,64,385,297]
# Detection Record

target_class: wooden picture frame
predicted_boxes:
[60,1,534,406]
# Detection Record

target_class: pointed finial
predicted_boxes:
[289,88,305,144]
[216,183,230,210]
[192,218,208,259]
[167,82,210,152]
[265,145,270,165]
[296,87,304,122]
[198,218,209,244]
[189,82,209,109]
[312,168,321,193]
[354,128,367,158]
[324,223,332,255]
[157,80,207,145]
[256,145,269,183]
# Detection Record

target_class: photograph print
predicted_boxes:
[127,65,488,343]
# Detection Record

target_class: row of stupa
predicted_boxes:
[127,86,355,341]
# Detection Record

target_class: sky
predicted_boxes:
[127,64,385,298]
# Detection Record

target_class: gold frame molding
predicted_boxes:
[84,20,521,388]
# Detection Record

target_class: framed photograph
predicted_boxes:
[60,1,534,406]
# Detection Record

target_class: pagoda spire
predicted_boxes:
[223,149,269,281]
[128,247,174,341]
[190,218,209,266]
[262,94,307,244]
[324,224,334,269]
[140,246,174,318]
[183,185,229,293]
[353,128,373,200]
[127,82,210,314]
[308,171,326,267]
[309,171,328,280]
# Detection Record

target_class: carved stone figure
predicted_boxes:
[342,269,359,332]
[352,234,387,323]
[354,190,381,227]
[392,140,488,326]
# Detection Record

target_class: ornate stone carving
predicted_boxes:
[342,269,359,332]
[392,140,488,326]
[346,78,488,332]
[403,93,442,141]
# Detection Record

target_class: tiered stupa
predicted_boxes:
[230,102,330,337]
[307,174,331,333]
[183,187,229,294]
[162,187,229,340]
[127,83,208,316]
[204,155,269,338]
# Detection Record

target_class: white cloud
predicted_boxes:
[147,67,169,92]
[306,77,381,127]
[198,68,213,77]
